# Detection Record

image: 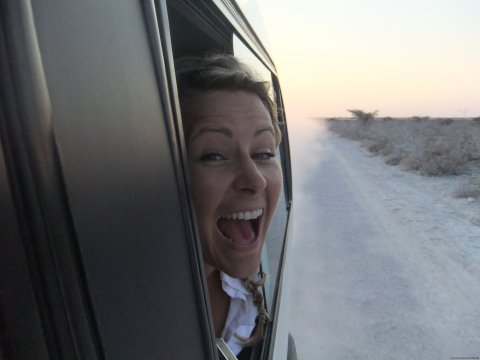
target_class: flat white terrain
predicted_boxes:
[288,119,480,360]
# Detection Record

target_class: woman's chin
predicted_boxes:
[205,252,262,279]
[222,261,260,279]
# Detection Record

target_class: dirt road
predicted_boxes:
[288,119,480,359]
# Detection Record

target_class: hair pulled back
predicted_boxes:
[175,53,281,146]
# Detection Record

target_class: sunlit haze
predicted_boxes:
[239,0,480,120]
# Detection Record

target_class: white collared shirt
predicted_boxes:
[220,272,258,355]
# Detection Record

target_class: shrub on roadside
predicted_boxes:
[455,177,480,199]
[439,118,454,125]
[366,138,389,154]
[412,116,430,121]
[347,109,379,123]
[402,139,467,176]
[327,119,363,140]
[385,156,400,166]
[326,116,480,177]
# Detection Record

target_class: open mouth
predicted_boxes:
[217,209,263,246]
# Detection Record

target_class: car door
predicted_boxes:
[0,1,293,359]
[0,1,213,359]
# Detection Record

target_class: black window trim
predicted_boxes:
[213,0,276,76]
[144,1,219,358]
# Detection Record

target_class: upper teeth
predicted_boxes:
[223,209,263,220]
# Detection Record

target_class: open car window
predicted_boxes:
[232,35,290,314]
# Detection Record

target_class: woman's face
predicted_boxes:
[184,90,282,278]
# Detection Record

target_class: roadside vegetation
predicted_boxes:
[327,111,480,199]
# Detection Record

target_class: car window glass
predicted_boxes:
[233,35,289,310]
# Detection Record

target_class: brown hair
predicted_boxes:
[240,272,268,347]
[175,53,281,146]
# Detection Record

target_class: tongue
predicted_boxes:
[217,218,255,244]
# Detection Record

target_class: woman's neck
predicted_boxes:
[206,268,230,337]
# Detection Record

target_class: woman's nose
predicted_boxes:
[232,158,267,194]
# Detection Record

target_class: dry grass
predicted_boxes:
[327,117,480,198]
[455,177,480,199]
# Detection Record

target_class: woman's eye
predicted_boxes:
[200,152,225,162]
[253,151,275,161]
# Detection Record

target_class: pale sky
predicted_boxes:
[238,0,480,120]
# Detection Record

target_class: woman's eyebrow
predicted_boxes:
[190,126,274,142]
[255,127,274,137]
[190,127,233,142]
